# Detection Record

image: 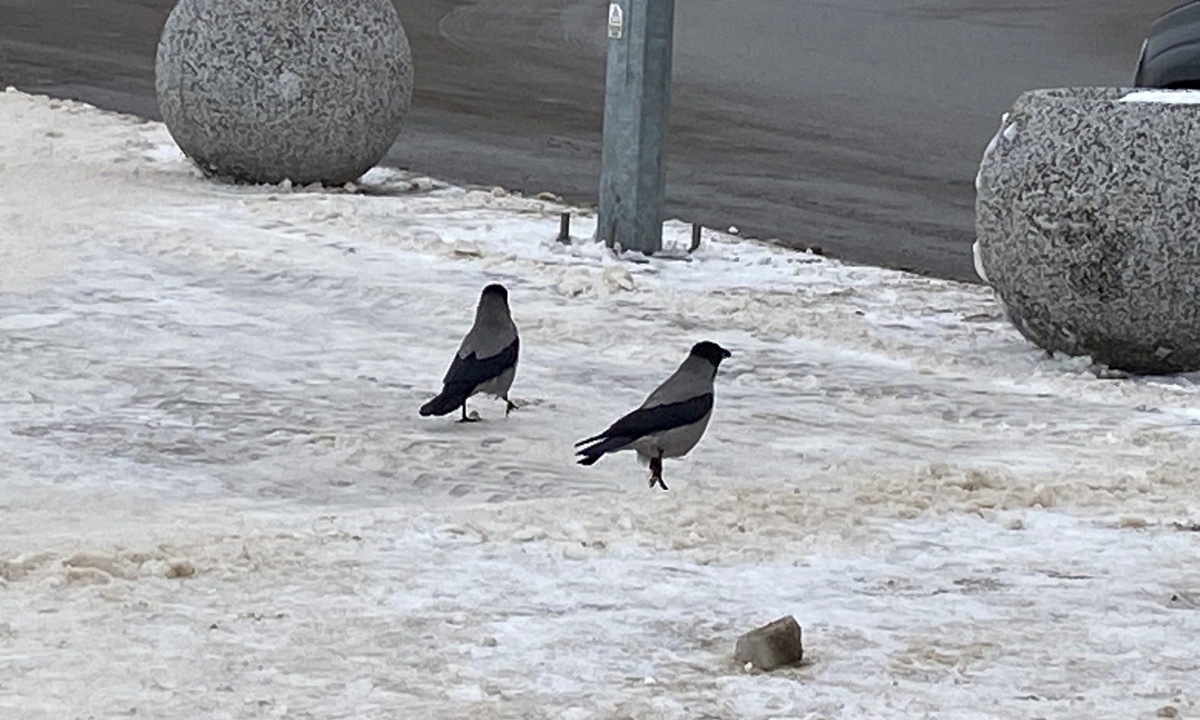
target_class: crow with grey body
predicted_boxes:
[419,283,520,422]
[575,341,732,490]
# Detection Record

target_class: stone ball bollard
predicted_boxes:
[975,86,1200,374]
[154,0,414,186]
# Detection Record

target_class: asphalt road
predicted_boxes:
[0,0,1179,280]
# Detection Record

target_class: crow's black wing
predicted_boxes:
[442,337,519,390]
[581,393,713,445]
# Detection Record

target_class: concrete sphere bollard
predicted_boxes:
[975,86,1200,374]
[154,0,414,186]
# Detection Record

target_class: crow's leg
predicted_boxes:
[648,456,668,491]
[504,395,518,417]
[457,404,480,423]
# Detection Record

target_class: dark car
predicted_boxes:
[1135,1,1200,88]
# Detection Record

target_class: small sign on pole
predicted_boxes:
[607,3,624,39]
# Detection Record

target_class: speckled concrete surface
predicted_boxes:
[154,0,413,186]
[975,86,1200,374]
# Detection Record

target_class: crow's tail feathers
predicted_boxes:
[573,432,605,448]
[576,453,602,466]
[419,386,470,417]
[574,435,630,466]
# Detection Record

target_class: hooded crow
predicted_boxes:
[575,340,731,489]
[419,283,520,422]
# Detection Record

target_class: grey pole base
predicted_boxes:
[597,0,675,256]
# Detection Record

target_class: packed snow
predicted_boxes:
[1,88,1198,719]
[1120,89,1200,104]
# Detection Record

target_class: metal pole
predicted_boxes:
[597,0,675,256]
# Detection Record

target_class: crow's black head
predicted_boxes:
[481,283,509,302]
[690,340,732,366]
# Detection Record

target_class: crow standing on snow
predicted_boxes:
[575,341,732,490]
[419,283,520,422]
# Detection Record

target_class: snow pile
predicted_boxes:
[1,89,1199,719]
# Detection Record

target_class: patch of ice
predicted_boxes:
[971,239,989,284]
[0,312,72,331]
[1120,89,1200,105]
[976,112,1010,192]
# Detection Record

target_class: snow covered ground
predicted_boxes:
[1,88,1198,719]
